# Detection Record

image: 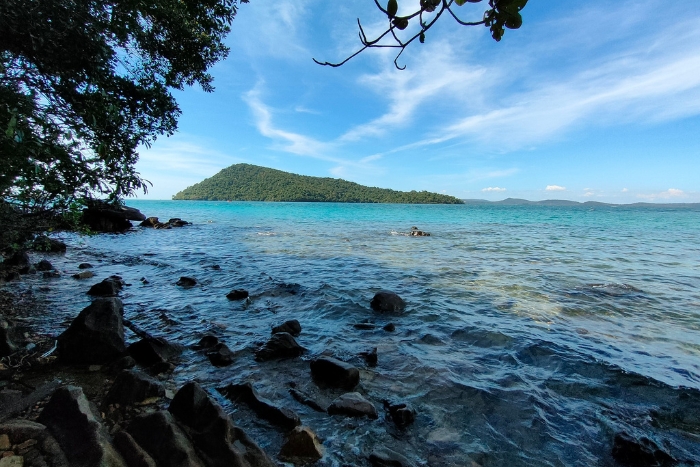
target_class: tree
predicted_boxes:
[0,0,248,213]
[314,0,528,69]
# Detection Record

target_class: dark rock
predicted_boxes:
[408,227,430,237]
[370,291,406,314]
[0,420,70,467]
[360,347,378,366]
[73,270,95,279]
[310,356,359,390]
[78,263,93,269]
[104,369,165,406]
[37,386,126,467]
[206,342,235,367]
[128,338,183,367]
[43,271,60,279]
[211,265,221,270]
[4,251,31,274]
[353,323,376,330]
[226,289,249,300]
[176,276,197,287]
[192,335,219,350]
[87,277,123,296]
[386,402,416,428]
[168,381,276,467]
[255,333,304,361]
[57,297,126,364]
[383,323,396,332]
[289,388,327,413]
[82,206,133,233]
[168,218,190,227]
[0,320,17,357]
[108,356,136,371]
[219,382,301,429]
[31,235,67,252]
[327,392,378,419]
[139,217,159,227]
[279,426,324,464]
[369,447,415,467]
[127,411,204,467]
[35,259,53,271]
[271,319,301,337]
[113,431,157,467]
[612,432,676,467]
[121,206,146,221]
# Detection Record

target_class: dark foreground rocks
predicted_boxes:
[370,291,406,314]
[328,392,378,419]
[310,356,360,390]
[612,432,676,467]
[271,319,301,336]
[87,276,124,296]
[218,382,301,429]
[279,426,324,464]
[82,201,146,233]
[255,332,304,361]
[140,217,191,229]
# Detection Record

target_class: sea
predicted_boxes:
[15,200,700,466]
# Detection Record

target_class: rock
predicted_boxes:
[279,426,323,464]
[104,370,165,407]
[176,277,197,288]
[72,271,95,279]
[168,381,276,467]
[611,432,676,467]
[82,206,133,233]
[327,392,378,419]
[310,357,359,390]
[4,251,31,274]
[128,338,182,367]
[219,382,301,429]
[210,265,221,270]
[31,235,67,252]
[0,456,23,467]
[254,333,304,361]
[168,218,190,227]
[386,402,416,428]
[42,271,60,279]
[360,347,378,366]
[87,277,123,296]
[35,259,53,272]
[408,227,430,237]
[0,321,17,357]
[206,343,235,367]
[37,386,126,467]
[78,263,93,269]
[370,291,406,314]
[127,411,204,467]
[353,322,375,330]
[369,447,415,467]
[113,431,157,467]
[271,320,301,337]
[108,356,136,372]
[139,217,159,228]
[226,289,248,300]
[383,323,396,332]
[0,433,9,450]
[191,335,219,350]
[288,388,327,413]
[57,297,126,364]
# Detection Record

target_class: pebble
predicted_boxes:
[0,435,9,450]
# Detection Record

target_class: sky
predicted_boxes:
[134,0,700,202]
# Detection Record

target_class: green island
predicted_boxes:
[172,164,464,204]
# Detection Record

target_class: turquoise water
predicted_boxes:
[23,201,700,465]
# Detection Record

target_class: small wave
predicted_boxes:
[257,232,276,236]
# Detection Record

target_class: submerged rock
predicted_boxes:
[370,291,406,314]
[219,382,301,429]
[271,319,301,337]
[192,335,219,350]
[78,263,93,269]
[310,356,359,390]
[176,276,197,288]
[409,226,430,237]
[206,342,235,367]
[279,426,324,464]
[73,270,95,279]
[328,392,378,419]
[369,447,416,467]
[128,338,183,367]
[255,332,304,361]
[360,347,378,366]
[226,289,249,300]
[87,276,124,296]
[611,432,676,467]
[35,259,53,271]
[386,402,416,428]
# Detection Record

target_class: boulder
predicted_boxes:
[73,271,95,279]
[191,335,219,350]
[206,342,235,367]
[219,382,300,429]
[82,207,133,233]
[0,320,17,357]
[78,263,93,269]
[4,251,31,274]
[57,297,126,364]
[31,235,67,252]
[87,277,124,296]
[360,347,378,366]
[176,277,197,288]
[35,259,53,271]
[611,432,676,467]
[168,218,190,227]
[383,323,396,332]
[104,369,165,407]
[271,320,301,337]
[327,392,378,419]
[139,217,160,228]
[0,420,69,467]
[310,357,359,390]
[386,402,416,428]
[409,227,430,237]
[279,426,324,464]
[113,431,157,467]
[226,289,249,300]
[128,338,182,367]
[127,411,204,467]
[369,447,416,467]
[37,386,126,467]
[254,333,304,361]
[370,291,406,314]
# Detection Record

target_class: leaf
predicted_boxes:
[419,32,425,43]
[5,115,17,138]
[455,0,468,5]
[387,0,398,19]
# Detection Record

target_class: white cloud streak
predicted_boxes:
[546,185,566,192]
[482,187,507,192]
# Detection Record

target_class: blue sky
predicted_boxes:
[135,0,700,202]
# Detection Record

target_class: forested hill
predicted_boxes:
[172,164,463,204]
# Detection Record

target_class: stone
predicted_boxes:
[360,347,378,366]
[4,252,30,274]
[176,277,197,288]
[42,271,60,279]
[31,235,67,252]
[104,370,165,407]
[327,392,378,419]
[289,388,327,413]
[271,320,301,337]
[82,207,133,233]
[35,260,53,272]
[37,386,126,467]
[72,271,95,279]
[128,338,182,367]
[219,382,300,429]
[57,297,126,364]
[0,321,17,358]
[225,289,248,300]
[353,323,376,330]
[611,432,676,467]
[370,291,406,314]
[386,402,416,428]
[0,434,9,450]
[0,456,23,467]
[168,218,190,227]
[383,323,396,332]
[127,411,204,467]
[113,431,156,467]
[310,357,359,390]
[78,263,93,269]
[210,265,221,270]
[86,277,123,296]
[279,426,323,464]
[139,217,159,228]
[191,335,219,350]
[206,343,235,367]
[408,227,430,237]
[369,447,415,467]
[254,333,304,361]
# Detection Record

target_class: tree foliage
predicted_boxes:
[314,0,528,69]
[173,164,464,204]
[0,0,247,212]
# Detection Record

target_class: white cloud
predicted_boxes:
[360,154,383,163]
[622,188,629,192]
[637,188,687,200]
[584,192,594,197]
[482,187,507,192]
[546,185,566,191]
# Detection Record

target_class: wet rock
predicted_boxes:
[409,226,430,237]
[255,333,304,361]
[219,382,301,429]
[168,218,190,227]
[383,323,396,332]
[31,235,67,252]
[139,217,159,228]
[310,357,359,390]
[288,388,327,413]
[211,265,221,270]
[0,433,9,450]
[0,321,17,357]
[82,203,138,233]
[168,381,276,467]
[57,297,126,364]
[72,271,95,279]
[0,456,24,466]
[4,251,31,274]
[360,347,378,366]
[369,447,415,467]
[226,289,249,300]
[206,343,235,367]
[386,402,416,428]
[37,386,126,467]
[108,356,136,371]
[271,320,301,337]
[78,263,93,269]
[370,291,406,314]
[611,432,676,467]
[42,271,60,279]
[353,323,376,330]
[104,369,165,407]
[87,277,123,296]
[176,276,197,288]
[127,411,203,467]
[327,392,378,419]
[35,259,53,272]
[279,426,324,464]
[113,431,157,467]
[191,335,219,350]
[128,338,183,367]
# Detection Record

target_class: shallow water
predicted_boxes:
[12,201,700,466]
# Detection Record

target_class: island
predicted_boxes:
[172,164,464,204]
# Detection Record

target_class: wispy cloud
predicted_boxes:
[637,188,687,200]
[482,187,507,192]
[546,185,566,192]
